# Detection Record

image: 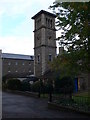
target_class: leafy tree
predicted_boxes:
[6,79,22,90]
[21,81,31,91]
[50,1,90,77]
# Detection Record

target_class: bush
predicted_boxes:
[21,81,31,91]
[55,76,74,95]
[31,81,40,92]
[6,78,22,90]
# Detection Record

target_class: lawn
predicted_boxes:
[73,91,89,97]
[72,91,90,105]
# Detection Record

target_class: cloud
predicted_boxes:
[0,0,54,55]
[0,36,34,55]
[0,0,54,17]
[0,0,33,17]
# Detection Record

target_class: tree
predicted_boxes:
[6,79,22,90]
[50,1,90,77]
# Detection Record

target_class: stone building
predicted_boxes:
[2,53,34,78]
[1,10,88,92]
[32,10,56,77]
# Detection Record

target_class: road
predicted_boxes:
[2,92,89,118]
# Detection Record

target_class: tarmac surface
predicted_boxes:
[2,92,90,118]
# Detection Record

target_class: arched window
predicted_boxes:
[46,18,47,26]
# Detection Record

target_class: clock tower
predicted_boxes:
[32,10,56,77]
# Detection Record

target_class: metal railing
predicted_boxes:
[51,94,90,112]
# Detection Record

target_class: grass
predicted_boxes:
[72,96,90,105]
[73,91,88,97]
[41,93,48,98]
[72,91,90,104]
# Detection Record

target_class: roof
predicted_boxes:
[2,53,34,60]
[32,10,56,19]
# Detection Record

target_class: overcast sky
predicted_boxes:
[0,0,58,55]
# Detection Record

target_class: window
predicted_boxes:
[49,54,52,61]
[30,56,33,60]
[29,70,31,73]
[37,18,41,28]
[8,70,11,73]
[46,18,47,26]
[50,20,52,28]
[37,54,40,64]
[22,62,25,65]
[29,63,31,65]
[15,62,18,65]
[15,70,18,72]
[48,36,51,41]
[8,62,11,65]
[48,19,50,27]
[37,36,39,40]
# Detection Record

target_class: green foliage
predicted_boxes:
[54,76,74,95]
[50,2,89,77]
[6,79,22,90]
[31,81,40,92]
[21,81,31,91]
[30,80,53,94]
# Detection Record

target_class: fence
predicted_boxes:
[51,93,90,112]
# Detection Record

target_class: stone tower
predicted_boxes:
[32,10,56,77]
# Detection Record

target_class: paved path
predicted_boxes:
[2,92,89,118]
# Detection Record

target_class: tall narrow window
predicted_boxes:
[50,20,52,28]
[37,54,40,64]
[15,70,18,72]
[8,62,11,66]
[8,67,11,73]
[15,62,18,65]
[46,18,47,26]
[49,54,52,61]
[22,62,25,65]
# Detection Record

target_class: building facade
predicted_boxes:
[1,10,88,91]
[32,10,56,77]
[2,53,34,78]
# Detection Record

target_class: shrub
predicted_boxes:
[55,76,74,95]
[6,78,22,90]
[31,81,40,92]
[21,81,31,91]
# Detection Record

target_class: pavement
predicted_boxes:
[2,92,90,118]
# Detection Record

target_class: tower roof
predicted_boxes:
[32,10,56,19]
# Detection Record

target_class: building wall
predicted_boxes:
[0,50,2,120]
[0,50,2,86]
[2,58,34,78]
